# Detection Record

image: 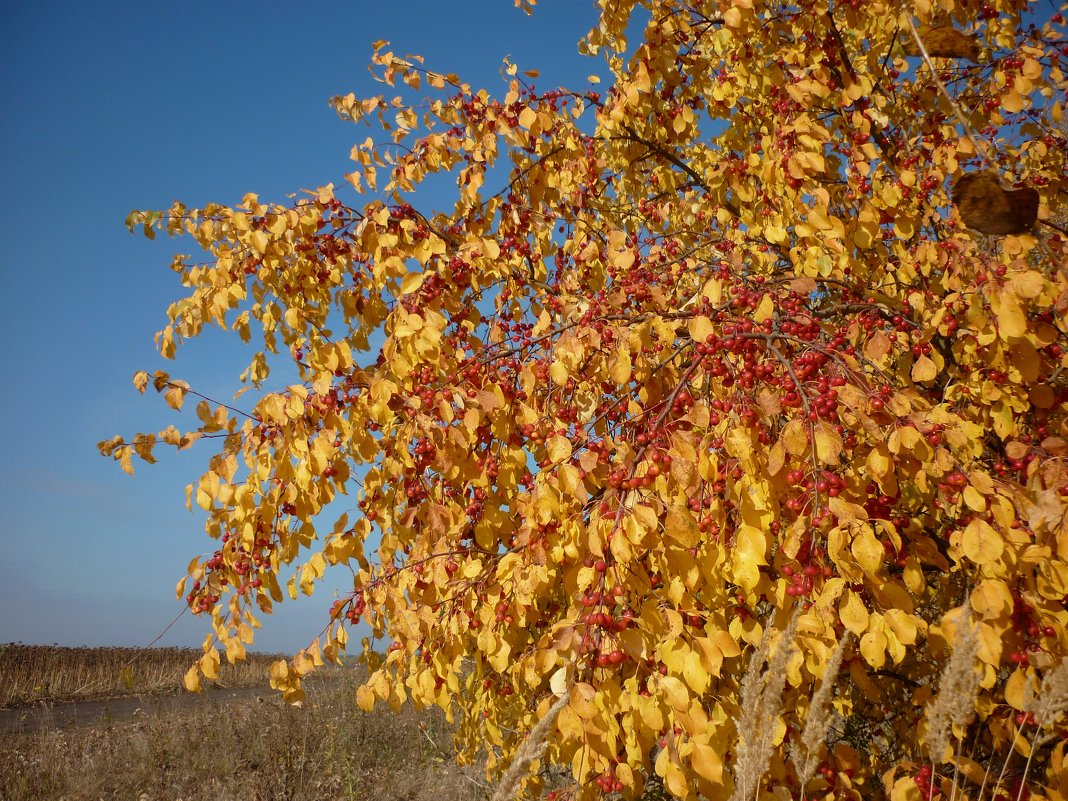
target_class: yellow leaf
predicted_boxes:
[884,609,918,645]
[894,216,916,239]
[665,504,699,547]
[609,247,636,270]
[976,621,1004,668]
[518,106,538,131]
[614,763,635,791]
[688,315,715,343]
[199,647,221,680]
[250,230,269,255]
[1003,668,1031,711]
[549,667,569,698]
[970,578,1012,619]
[997,294,1027,339]
[546,435,573,463]
[636,694,664,732]
[859,618,887,670]
[609,345,632,385]
[781,419,808,456]
[851,528,884,577]
[633,61,652,93]
[732,525,766,591]
[839,589,870,636]
[690,741,723,783]
[164,384,186,410]
[481,238,501,259]
[1002,87,1025,114]
[891,774,923,801]
[726,427,753,463]
[865,330,891,360]
[961,518,1004,565]
[692,636,723,678]
[399,270,426,296]
[570,682,599,719]
[558,463,586,499]
[356,683,375,711]
[766,440,785,476]
[663,761,688,798]
[658,675,690,710]
[911,355,938,382]
[549,360,568,385]
[183,665,201,693]
[710,629,741,658]
[885,624,906,665]
[754,294,775,323]
[814,422,843,465]
[224,637,246,664]
[556,703,584,741]
[867,447,892,479]
[765,224,788,244]
[683,649,710,694]
[962,485,987,513]
[853,220,878,249]
[1011,270,1046,299]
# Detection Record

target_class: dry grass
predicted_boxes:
[789,631,851,792]
[490,692,569,801]
[924,607,981,766]
[729,603,1068,801]
[728,606,801,801]
[0,671,488,801]
[0,643,308,707]
[5,627,1066,801]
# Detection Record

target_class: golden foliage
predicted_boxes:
[104,1,1068,799]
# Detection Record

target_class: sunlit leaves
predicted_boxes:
[102,0,1068,799]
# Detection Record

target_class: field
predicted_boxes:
[0,644,488,801]
[0,643,302,707]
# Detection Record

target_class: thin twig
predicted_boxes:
[904,16,993,170]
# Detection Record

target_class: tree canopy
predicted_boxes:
[104,1,1068,799]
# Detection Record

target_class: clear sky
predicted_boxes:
[0,1,605,653]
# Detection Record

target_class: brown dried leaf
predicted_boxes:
[952,172,1039,235]
[903,26,981,62]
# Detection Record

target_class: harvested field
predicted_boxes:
[0,646,488,801]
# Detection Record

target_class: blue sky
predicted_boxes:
[0,1,605,652]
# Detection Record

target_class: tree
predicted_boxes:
[103,1,1068,799]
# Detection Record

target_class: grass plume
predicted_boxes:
[789,631,851,793]
[924,604,981,767]
[729,605,802,801]
[1031,657,1068,741]
[490,691,569,801]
